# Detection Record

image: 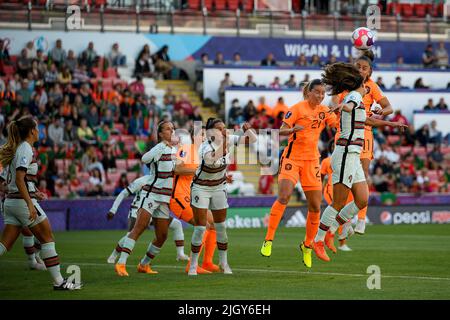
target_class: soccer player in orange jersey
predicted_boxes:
[170,128,220,273]
[260,79,338,268]
[331,50,394,235]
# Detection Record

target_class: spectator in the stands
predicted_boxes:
[38,179,52,199]
[195,53,212,84]
[261,53,278,66]
[50,39,67,68]
[256,96,272,117]
[284,74,297,88]
[250,109,270,130]
[175,93,194,116]
[0,38,10,63]
[435,41,448,69]
[423,98,436,111]
[48,115,65,148]
[64,49,78,72]
[172,108,189,129]
[190,106,203,123]
[214,52,226,65]
[96,122,111,147]
[374,145,399,163]
[129,75,145,95]
[388,110,409,134]
[80,41,98,70]
[134,51,154,78]
[114,173,129,196]
[228,98,244,127]
[78,118,97,148]
[85,104,100,129]
[218,73,233,103]
[87,168,105,197]
[79,83,92,106]
[272,97,288,119]
[128,110,146,135]
[154,45,175,79]
[243,100,257,122]
[72,63,90,85]
[435,97,448,110]
[391,76,408,90]
[309,54,322,67]
[148,95,162,118]
[375,77,386,89]
[294,53,308,67]
[372,167,388,192]
[109,42,127,67]
[415,124,430,147]
[393,56,407,69]
[427,144,444,169]
[399,167,414,190]
[232,52,242,66]
[102,108,115,129]
[325,54,337,66]
[269,76,282,89]
[17,48,31,78]
[429,120,442,145]
[24,41,36,59]
[416,169,430,190]
[244,74,257,87]
[63,119,78,149]
[101,143,117,174]
[58,66,72,85]
[414,77,429,89]
[422,44,436,68]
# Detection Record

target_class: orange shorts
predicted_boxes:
[169,195,194,223]
[360,130,374,160]
[323,184,354,205]
[278,158,322,191]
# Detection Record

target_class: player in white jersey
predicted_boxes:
[0,116,80,290]
[0,168,46,271]
[114,121,180,276]
[106,175,189,264]
[313,63,407,261]
[188,118,257,276]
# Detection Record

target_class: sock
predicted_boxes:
[118,237,135,264]
[339,239,346,246]
[0,242,7,256]
[169,219,185,256]
[265,200,287,241]
[190,226,206,271]
[22,236,37,265]
[304,211,320,247]
[337,225,344,236]
[336,201,360,225]
[357,206,368,221]
[140,243,161,265]
[202,229,216,265]
[215,222,228,266]
[315,206,338,242]
[111,233,130,259]
[40,242,64,285]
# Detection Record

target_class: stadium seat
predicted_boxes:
[92,67,102,78]
[399,146,412,156]
[430,3,443,17]
[292,0,301,13]
[103,67,117,79]
[55,159,65,174]
[428,170,440,182]
[127,159,140,170]
[188,0,201,10]
[126,172,138,182]
[214,0,226,10]
[114,123,125,134]
[386,2,401,15]
[414,146,427,157]
[401,4,413,17]
[244,0,253,12]
[116,159,127,171]
[107,171,122,184]
[2,65,15,76]
[413,4,427,18]
[204,0,212,10]
[228,0,239,11]
[387,135,400,145]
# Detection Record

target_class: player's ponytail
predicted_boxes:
[321,62,363,96]
[0,116,36,167]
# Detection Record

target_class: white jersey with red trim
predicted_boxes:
[5,141,38,194]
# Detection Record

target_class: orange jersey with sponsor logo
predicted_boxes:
[336,78,385,133]
[172,144,199,197]
[282,100,337,161]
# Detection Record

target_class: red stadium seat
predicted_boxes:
[414,146,427,157]
[244,0,253,12]
[114,123,125,134]
[126,172,138,182]
[188,0,201,10]
[214,0,226,10]
[2,65,15,76]
[292,0,301,13]
[55,159,65,174]
[228,0,239,11]
[401,4,413,17]
[387,135,400,145]
[92,67,102,78]
[127,159,140,170]
[204,0,212,10]
[399,146,412,156]
[430,3,443,17]
[413,4,427,18]
[386,2,401,15]
[103,67,117,79]
[116,159,127,171]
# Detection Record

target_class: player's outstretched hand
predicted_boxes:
[393,122,409,132]
[107,212,115,221]
[291,125,304,133]
[35,191,48,201]
[226,175,234,184]
[242,122,251,132]
[328,103,343,114]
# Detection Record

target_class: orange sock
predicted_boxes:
[265,200,287,241]
[202,229,216,265]
[337,225,343,235]
[304,211,320,247]
[357,206,368,220]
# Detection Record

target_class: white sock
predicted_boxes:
[22,236,37,264]
[214,222,228,266]
[40,242,64,285]
[176,246,185,257]
[0,242,7,256]
[337,201,360,224]
[141,243,161,265]
[169,219,185,255]
[190,226,206,271]
[315,206,338,242]
[329,223,339,235]
[118,237,135,264]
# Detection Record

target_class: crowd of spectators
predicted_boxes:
[0,39,200,199]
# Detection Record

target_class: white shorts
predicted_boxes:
[128,206,138,219]
[3,198,47,228]
[190,186,229,211]
[331,148,366,189]
[137,192,170,220]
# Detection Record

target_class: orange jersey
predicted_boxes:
[336,78,385,132]
[257,103,273,117]
[282,100,337,161]
[172,144,198,197]
[272,102,289,118]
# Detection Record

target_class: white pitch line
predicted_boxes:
[2,259,450,282]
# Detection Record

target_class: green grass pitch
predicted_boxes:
[1,224,450,299]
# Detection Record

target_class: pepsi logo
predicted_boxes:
[380,211,392,225]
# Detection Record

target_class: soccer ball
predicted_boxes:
[351,27,375,50]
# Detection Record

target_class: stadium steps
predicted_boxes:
[155,80,217,121]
